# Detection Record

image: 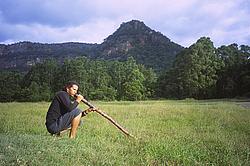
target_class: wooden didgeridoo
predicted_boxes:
[81,98,136,139]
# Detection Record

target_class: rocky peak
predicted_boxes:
[0,20,183,72]
[116,20,152,34]
[96,20,183,71]
[99,20,175,58]
[103,20,170,44]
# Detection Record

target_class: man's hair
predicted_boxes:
[62,81,80,91]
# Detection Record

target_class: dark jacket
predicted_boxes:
[45,91,79,127]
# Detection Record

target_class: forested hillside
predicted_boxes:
[0,42,97,72]
[97,20,183,72]
[0,20,183,73]
[0,20,249,101]
[1,37,249,101]
[0,57,156,101]
[157,37,250,99]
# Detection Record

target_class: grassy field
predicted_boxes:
[0,100,249,165]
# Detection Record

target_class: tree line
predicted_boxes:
[0,57,156,102]
[157,37,250,99]
[0,37,249,102]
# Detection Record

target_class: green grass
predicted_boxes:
[0,100,249,165]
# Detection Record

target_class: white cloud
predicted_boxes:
[0,18,122,44]
[0,0,249,47]
[210,25,250,46]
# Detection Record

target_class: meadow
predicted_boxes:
[0,100,249,165]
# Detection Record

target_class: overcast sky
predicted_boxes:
[0,0,249,47]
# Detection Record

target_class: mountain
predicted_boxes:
[0,20,184,72]
[97,20,183,72]
[0,42,98,72]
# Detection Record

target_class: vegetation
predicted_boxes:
[99,20,183,72]
[1,19,249,165]
[0,57,157,102]
[0,100,249,165]
[0,20,183,73]
[0,37,249,102]
[157,37,250,99]
[216,44,250,98]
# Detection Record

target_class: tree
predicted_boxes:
[138,64,157,98]
[57,57,90,95]
[27,81,41,102]
[0,71,22,102]
[121,57,146,100]
[160,37,223,99]
[87,60,115,100]
[1,55,156,101]
[108,60,126,100]
[216,44,250,97]
[108,57,148,100]
[122,69,145,100]
[89,87,117,101]
[21,59,59,100]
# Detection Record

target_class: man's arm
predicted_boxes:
[57,91,79,111]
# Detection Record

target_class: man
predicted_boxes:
[45,81,93,138]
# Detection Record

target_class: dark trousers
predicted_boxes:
[46,108,82,134]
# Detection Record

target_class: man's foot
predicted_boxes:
[51,133,61,137]
[60,127,71,135]
[50,127,71,137]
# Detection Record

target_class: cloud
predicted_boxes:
[0,0,249,47]
[0,0,94,26]
[151,0,250,47]
[0,18,121,44]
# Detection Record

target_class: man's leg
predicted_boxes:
[69,112,82,138]
[47,108,83,136]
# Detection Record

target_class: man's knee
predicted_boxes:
[72,110,82,121]
[72,108,82,117]
[76,112,82,119]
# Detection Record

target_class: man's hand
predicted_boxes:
[75,94,84,103]
[82,107,97,117]
[85,107,97,113]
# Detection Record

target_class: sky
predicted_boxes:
[0,0,249,47]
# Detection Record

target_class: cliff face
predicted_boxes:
[97,20,183,71]
[0,20,183,72]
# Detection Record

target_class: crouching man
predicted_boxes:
[45,81,93,138]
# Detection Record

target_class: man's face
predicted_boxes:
[67,84,79,96]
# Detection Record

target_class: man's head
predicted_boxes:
[63,81,80,96]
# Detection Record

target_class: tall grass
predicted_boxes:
[0,100,249,165]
